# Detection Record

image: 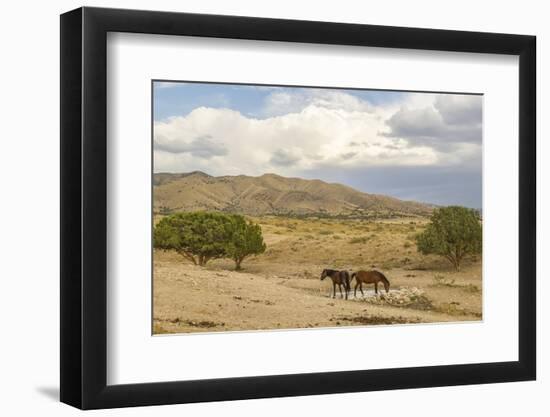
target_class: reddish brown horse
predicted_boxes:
[320,269,351,300]
[351,270,390,297]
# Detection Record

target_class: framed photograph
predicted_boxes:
[60,7,536,409]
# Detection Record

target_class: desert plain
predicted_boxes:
[153,215,482,334]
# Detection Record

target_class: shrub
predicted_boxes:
[224,215,266,270]
[154,211,233,266]
[153,211,266,269]
[349,236,369,244]
[416,206,482,271]
[432,274,456,287]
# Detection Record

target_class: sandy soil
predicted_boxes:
[153,217,482,334]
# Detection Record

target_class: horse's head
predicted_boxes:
[320,269,328,281]
[383,279,390,293]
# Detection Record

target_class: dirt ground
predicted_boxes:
[153,216,482,334]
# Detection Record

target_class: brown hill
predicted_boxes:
[153,171,433,218]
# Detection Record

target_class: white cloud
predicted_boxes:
[153,91,480,177]
[262,89,373,117]
[270,148,303,166]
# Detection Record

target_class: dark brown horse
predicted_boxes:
[351,270,390,297]
[320,269,351,299]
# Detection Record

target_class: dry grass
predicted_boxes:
[153,216,482,334]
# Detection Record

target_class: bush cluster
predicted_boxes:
[416,206,482,271]
[154,211,266,270]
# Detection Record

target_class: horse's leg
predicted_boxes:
[332,282,336,299]
[359,282,364,296]
[338,284,343,299]
[344,282,348,300]
[354,281,358,297]
[375,282,378,294]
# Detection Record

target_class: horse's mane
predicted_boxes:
[377,271,390,284]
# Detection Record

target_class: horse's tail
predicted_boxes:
[344,271,351,291]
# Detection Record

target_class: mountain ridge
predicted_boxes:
[153,171,433,218]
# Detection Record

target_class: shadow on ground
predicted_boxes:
[35,386,59,401]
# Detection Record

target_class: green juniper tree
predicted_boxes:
[416,206,482,271]
[226,215,266,270]
[153,211,234,266]
[154,211,266,269]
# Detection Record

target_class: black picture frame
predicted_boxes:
[60,6,536,410]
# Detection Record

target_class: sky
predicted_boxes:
[153,81,482,208]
